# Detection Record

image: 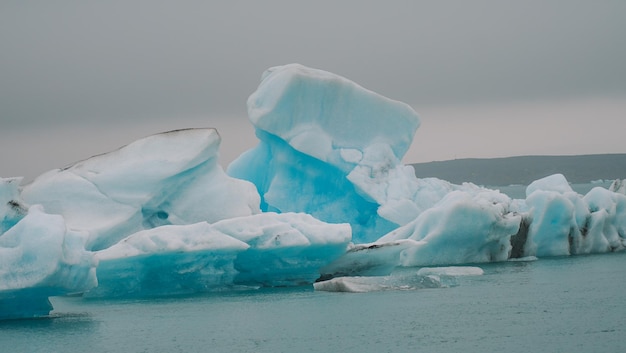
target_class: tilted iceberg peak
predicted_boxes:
[247,64,420,166]
[230,64,453,242]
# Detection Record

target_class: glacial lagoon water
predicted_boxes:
[492,181,614,200]
[1,251,624,353]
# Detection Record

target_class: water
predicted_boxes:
[492,181,614,199]
[1,252,625,353]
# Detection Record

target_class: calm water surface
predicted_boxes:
[1,252,625,352]
[492,181,614,199]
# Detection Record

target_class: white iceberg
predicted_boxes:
[0,200,96,319]
[1,63,626,318]
[313,273,442,293]
[21,128,260,251]
[321,189,520,276]
[314,266,482,293]
[416,266,484,277]
[521,175,626,257]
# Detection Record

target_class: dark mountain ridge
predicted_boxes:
[411,154,626,186]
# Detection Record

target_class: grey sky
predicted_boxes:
[1,1,625,181]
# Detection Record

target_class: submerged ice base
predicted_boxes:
[2,64,626,319]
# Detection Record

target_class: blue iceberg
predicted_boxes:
[1,64,625,319]
[1,179,96,320]
[90,212,350,297]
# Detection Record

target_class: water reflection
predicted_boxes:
[0,311,95,329]
[0,311,98,352]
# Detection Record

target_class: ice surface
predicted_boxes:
[313,273,442,293]
[320,190,521,275]
[526,173,573,197]
[229,64,452,242]
[21,128,260,251]
[416,266,484,276]
[1,177,27,234]
[609,179,626,194]
[319,239,421,278]
[524,190,579,257]
[582,187,626,252]
[1,64,626,319]
[314,266,482,293]
[89,212,350,297]
[0,204,96,319]
[518,175,626,257]
[247,64,420,166]
[2,178,95,319]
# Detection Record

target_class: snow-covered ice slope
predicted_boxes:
[21,128,261,251]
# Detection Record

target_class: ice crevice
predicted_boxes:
[1,64,626,319]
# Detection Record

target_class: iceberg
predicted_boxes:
[321,173,625,278]
[229,64,452,242]
[313,272,443,293]
[1,179,96,319]
[314,266,483,293]
[1,177,26,234]
[1,63,626,319]
[21,128,261,251]
[415,266,484,277]
[609,179,626,194]
[90,212,350,297]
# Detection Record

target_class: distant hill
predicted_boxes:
[410,154,626,186]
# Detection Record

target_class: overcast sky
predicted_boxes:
[1,1,625,181]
